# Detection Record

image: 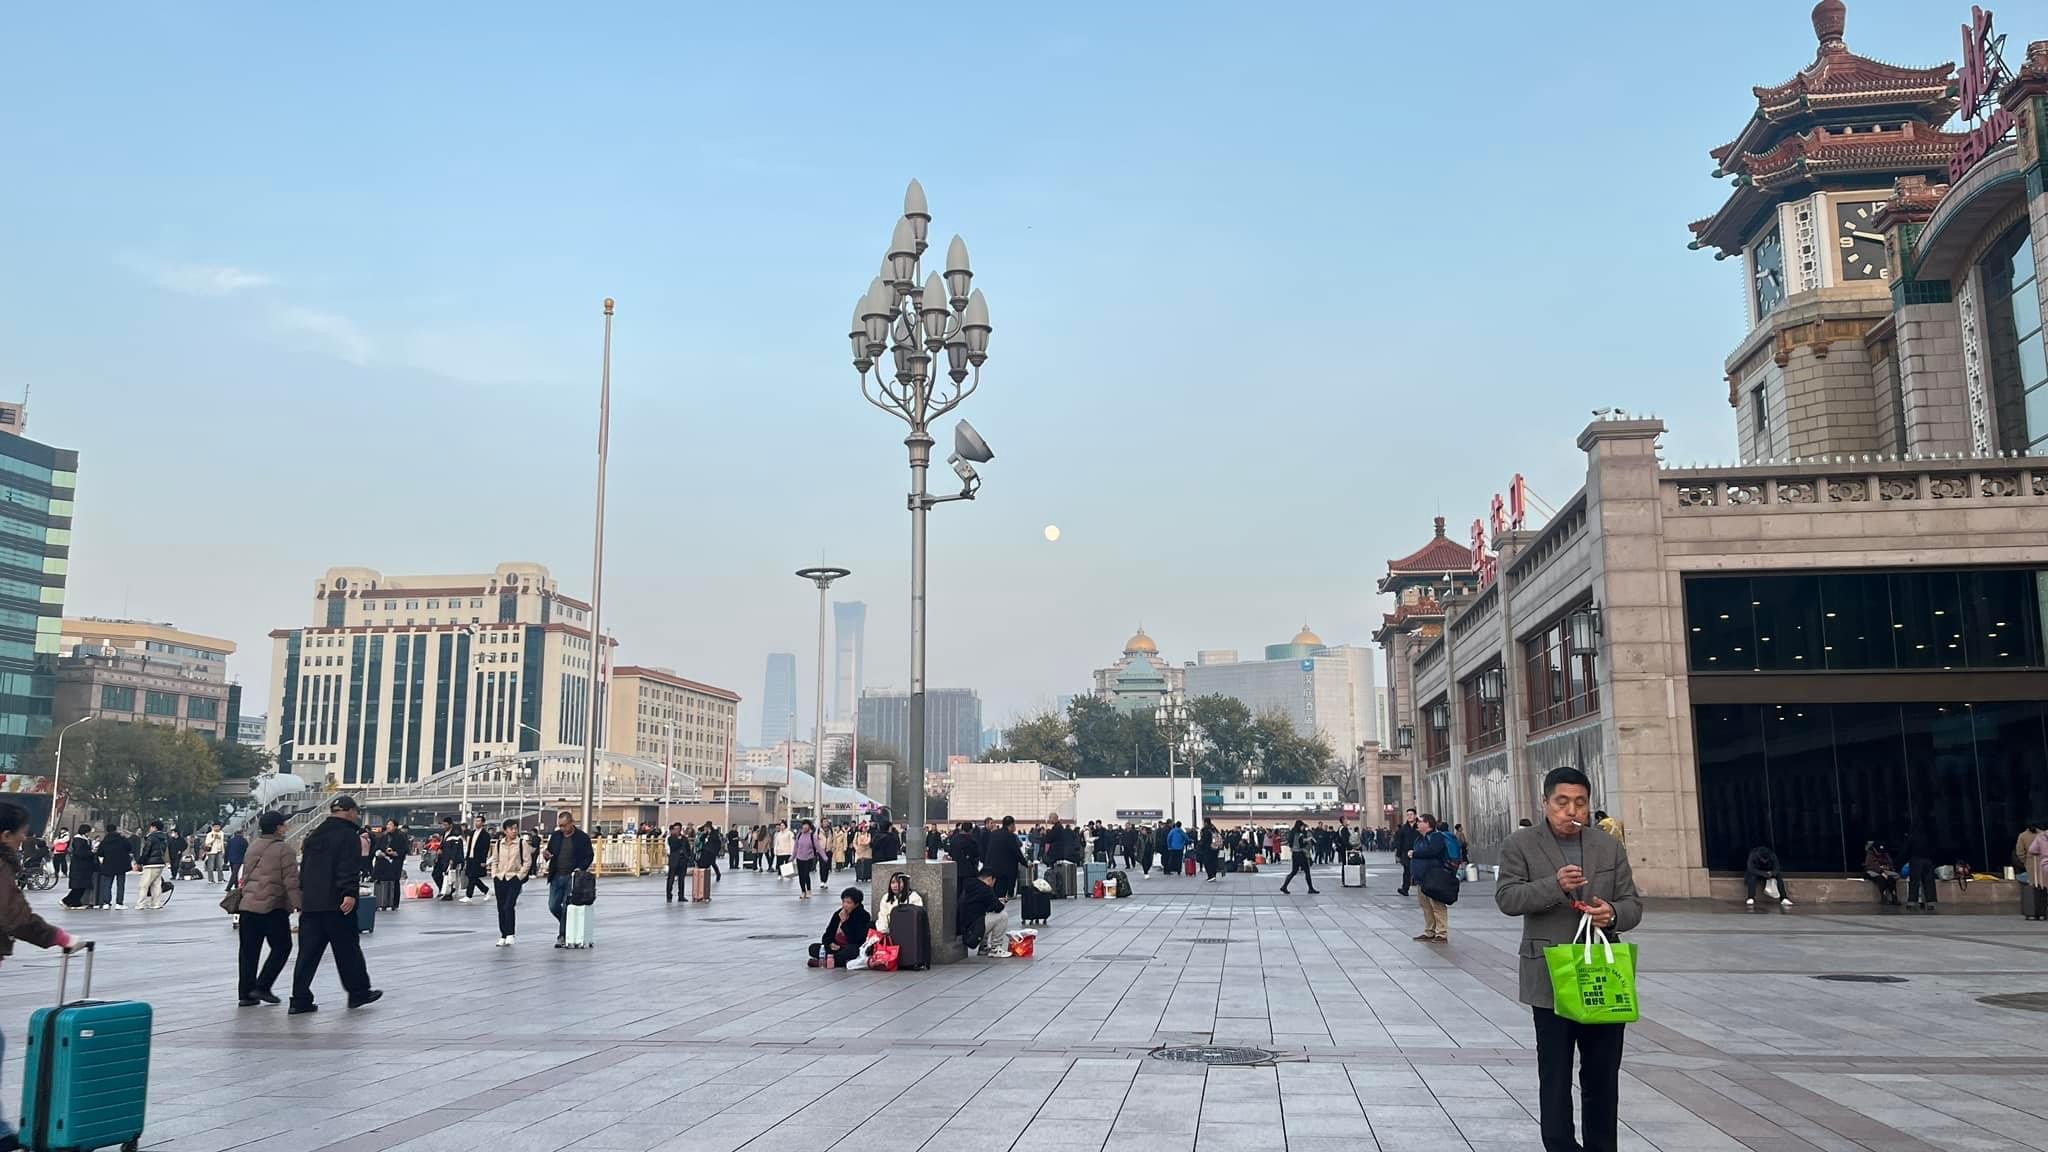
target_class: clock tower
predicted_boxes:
[1688,0,1965,462]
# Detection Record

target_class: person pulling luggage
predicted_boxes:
[0,801,83,1150]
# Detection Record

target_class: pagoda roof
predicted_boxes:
[1371,598,1446,641]
[1377,517,1473,592]
[1687,121,1965,256]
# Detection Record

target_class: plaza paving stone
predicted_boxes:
[5,857,2047,1151]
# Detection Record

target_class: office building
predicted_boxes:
[607,665,740,785]
[1182,628,1379,770]
[1091,629,1186,702]
[264,563,609,786]
[54,619,237,741]
[832,601,865,721]
[237,712,266,747]
[759,653,797,746]
[0,409,76,773]
[857,687,982,777]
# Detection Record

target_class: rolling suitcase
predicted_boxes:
[690,868,711,903]
[887,905,931,970]
[1085,861,1108,892]
[1052,861,1078,899]
[22,943,150,1152]
[562,904,594,949]
[1184,856,1197,876]
[1019,884,1052,926]
[355,887,377,934]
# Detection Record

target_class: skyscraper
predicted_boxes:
[760,652,797,746]
[832,601,865,721]
[0,406,75,776]
[857,687,982,778]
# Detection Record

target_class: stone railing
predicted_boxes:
[1414,636,1445,680]
[1506,492,1587,589]
[1661,455,2048,512]
[1449,583,1499,642]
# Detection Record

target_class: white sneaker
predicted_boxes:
[112,903,125,910]
[495,937,509,947]
[460,896,473,904]
[1745,898,1755,906]
[1780,898,1794,908]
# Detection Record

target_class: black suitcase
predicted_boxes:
[888,904,931,970]
[1052,861,1078,899]
[1019,885,1051,926]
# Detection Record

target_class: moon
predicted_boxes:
[1043,524,1061,542]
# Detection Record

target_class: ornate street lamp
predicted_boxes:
[1155,692,1191,827]
[850,179,995,853]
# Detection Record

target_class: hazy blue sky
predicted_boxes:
[0,1,1961,739]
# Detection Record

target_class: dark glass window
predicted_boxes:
[1522,612,1598,730]
[1459,666,1505,753]
[1752,574,1822,671]
[1422,697,1450,769]
[1971,699,2048,868]
[1832,703,1912,857]
[1818,573,1892,669]
[1695,705,1769,872]
[1687,570,2045,672]
[1761,705,1842,872]
[1900,702,1984,866]
[99,685,134,712]
[186,697,218,722]
[143,690,178,717]
[1685,578,1753,670]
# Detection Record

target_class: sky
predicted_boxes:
[0,1,1969,741]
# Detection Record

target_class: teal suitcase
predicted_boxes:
[20,943,150,1152]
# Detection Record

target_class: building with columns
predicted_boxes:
[1385,5,2048,900]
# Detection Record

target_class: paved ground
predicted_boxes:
[6,855,2047,1152]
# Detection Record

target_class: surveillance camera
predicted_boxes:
[952,419,994,464]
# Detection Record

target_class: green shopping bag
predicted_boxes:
[1545,912,1640,1024]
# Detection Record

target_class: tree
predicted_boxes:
[214,741,272,781]
[987,709,1077,777]
[54,722,221,829]
[1186,695,1256,783]
[1177,695,1334,787]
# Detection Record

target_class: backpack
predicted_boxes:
[568,868,597,906]
[1443,832,1463,863]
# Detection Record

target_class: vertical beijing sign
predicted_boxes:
[1950,5,2015,183]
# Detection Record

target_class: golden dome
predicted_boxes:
[1292,624,1324,647]
[1123,628,1158,655]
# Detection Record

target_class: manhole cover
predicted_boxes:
[1084,954,1154,963]
[1185,937,1235,945]
[746,933,807,941]
[1977,992,2048,1013]
[1150,1045,1278,1066]
[421,930,476,936]
[1814,974,1907,983]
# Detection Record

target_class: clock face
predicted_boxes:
[1835,199,1889,281]
[1752,227,1785,318]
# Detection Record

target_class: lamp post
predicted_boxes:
[580,298,615,830]
[849,179,995,853]
[795,567,851,805]
[1155,692,1189,829]
[48,716,93,839]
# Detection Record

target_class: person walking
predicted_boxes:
[1410,815,1451,941]
[751,825,771,871]
[853,824,873,883]
[703,823,723,882]
[0,800,81,1150]
[202,822,227,884]
[544,810,594,946]
[235,811,298,1007]
[1200,820,1223,882]
[432,815,462,901]
[1743,844,1793,909]
[1393,809,1420,896]
[95,824,134,909]
[727,825,742,873]
[1165,821,1187,876]
[50,828,68,880]
[1279,820,1321,895]
[984,815,1026,899]
[462,814,491,902]
[772,822,795,874]
[370,819,409,913]
[793,820,822,900]
[60,824,96,909]
[489,819,534,946]
[288,795,379,1014]
[135,819,171,910]
[1497,766,1642,1152]
[225,825,249,888]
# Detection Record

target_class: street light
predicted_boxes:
[795,566,851,803]
[851,178,995,852]
[1155,692,1190,828]
[579,298,616,831]
[47,716,93,839]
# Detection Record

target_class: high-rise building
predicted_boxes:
[832,601,865,721]
[264,563,609,786]
[0,409,76,774]
[607,666,740,785]
[857,687,982,777]
[1182,628,1379,768]
[54,619,237,741]
[237,712,267,747]
[759,653,797,745]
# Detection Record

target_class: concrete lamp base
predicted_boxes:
[884,857,968,965]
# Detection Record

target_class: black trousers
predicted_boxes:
[667,863,689,901]
[1533,1007,1625,1152]
[494,877,523,937]
[236,909,292,997]
[1907,859,1937,905]
[729,841,741,871]
[1202,849,1222,880]
[1281,855,1316,891]
[1743,870,1790,902]
[796,858,815,894]
[464,866,490,899]
[291,910,371,1006]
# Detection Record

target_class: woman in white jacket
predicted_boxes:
[862,871,924,967]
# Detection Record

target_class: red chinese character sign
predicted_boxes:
[1951,6,2016,183]
[1510,473,1528,530]
[1469,518,1498,587]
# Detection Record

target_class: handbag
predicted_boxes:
[779,859,798,879]
[219,887,242,914]
[1545,912,1639,1024]
[1763,877,1781,900]
[869,933,900,972]
[1418,861,1461,906]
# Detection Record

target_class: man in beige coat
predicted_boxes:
[1496,766,1643,1152]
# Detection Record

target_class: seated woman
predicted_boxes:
[876,871,922,923]
[1861,842,1900,905]
[808,887,872,969]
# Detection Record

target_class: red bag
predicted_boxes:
[871,942,900,972]
[414,881,435,900]
[1007,931,1036,958]
[1184,858,1197,876]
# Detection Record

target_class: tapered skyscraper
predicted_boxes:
[832,601,865,721]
